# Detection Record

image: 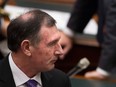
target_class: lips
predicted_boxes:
[51,58,58,64]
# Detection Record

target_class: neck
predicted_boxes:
[11,52,39,78]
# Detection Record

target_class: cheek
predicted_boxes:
[31,45,55,63]
[37,49,53,61]
[44,49,54,59]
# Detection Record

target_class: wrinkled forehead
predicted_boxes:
[40,25,61,43]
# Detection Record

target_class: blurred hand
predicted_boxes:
[59,31,73,60]
[85,70,108,80]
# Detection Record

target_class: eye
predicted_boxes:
[48,40,58,47]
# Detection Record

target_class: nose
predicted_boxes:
[55,43,64,56]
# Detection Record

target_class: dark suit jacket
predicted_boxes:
[67,0,103,44]
[67,0,116,74]
[0,57,71,87]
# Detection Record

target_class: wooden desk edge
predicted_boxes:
[73,75,116,83]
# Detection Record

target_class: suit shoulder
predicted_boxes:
[49,68,66,76]
[42,68,71,87]
[44,68,69,80]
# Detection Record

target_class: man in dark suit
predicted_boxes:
[0,9,71,87]
[67,0,116,79]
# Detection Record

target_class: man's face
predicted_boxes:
[30,25,64,72]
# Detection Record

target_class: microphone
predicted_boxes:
[67,57,90,77]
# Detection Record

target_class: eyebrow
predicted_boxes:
[47,37,60,46]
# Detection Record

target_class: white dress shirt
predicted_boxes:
[8,53,42,87]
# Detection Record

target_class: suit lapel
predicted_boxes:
[0,57,16,87]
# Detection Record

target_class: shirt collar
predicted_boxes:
[8,53,42,86]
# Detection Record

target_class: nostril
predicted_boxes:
[61,45,65,49]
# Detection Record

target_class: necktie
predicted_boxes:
[25,79,38,87]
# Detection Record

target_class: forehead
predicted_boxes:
[40,26,61,43]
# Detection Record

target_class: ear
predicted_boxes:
[21,40,31,56]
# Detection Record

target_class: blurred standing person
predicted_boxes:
[67,0,116,79]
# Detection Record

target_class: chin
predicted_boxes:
[48,64,55,71]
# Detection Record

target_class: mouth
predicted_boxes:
[51,58,58,64]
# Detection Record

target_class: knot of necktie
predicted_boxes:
[25,79,38,87]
